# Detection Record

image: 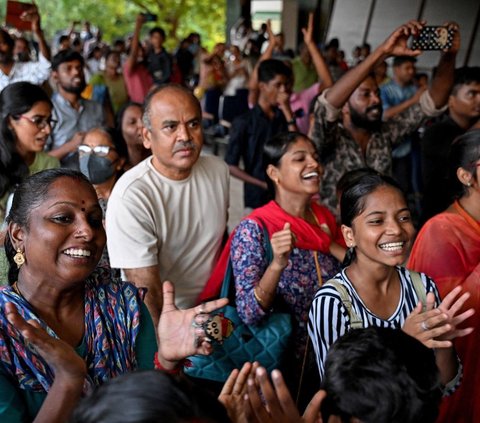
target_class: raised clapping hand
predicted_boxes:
[156,281,228,368]
[270,223,296,270]
[4,302,87,386]
[403,286,474,349]
[301,12,314,46]
[245,367,325,423]
[265,19,274,46]
[219,362,259,423]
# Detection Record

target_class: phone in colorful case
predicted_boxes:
[411,26,453,50]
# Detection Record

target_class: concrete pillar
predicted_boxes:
[226,0,242,43]
[281,0,299,50]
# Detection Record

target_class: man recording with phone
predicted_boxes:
[146,21,172,86]
[310,20,459,216]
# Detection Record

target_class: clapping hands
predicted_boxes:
[220,364,324,423]
[403,286,474,349]
[4,302,86,386]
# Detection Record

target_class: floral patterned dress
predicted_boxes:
[231,218,341,391]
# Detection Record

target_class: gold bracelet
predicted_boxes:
[253,286,266,305]
[256,284,274,298]
[254,286,275,312]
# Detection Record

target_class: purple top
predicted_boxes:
[231,218,341,360]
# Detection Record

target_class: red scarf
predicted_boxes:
[197,201,341,303]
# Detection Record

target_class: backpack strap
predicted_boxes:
[409,270,427,312]
[326,279,363,330]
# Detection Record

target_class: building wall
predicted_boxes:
[326,0,480,70]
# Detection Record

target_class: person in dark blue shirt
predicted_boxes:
[225,59,297,211]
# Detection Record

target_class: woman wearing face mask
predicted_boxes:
[115,102,150,169]
[78,127,127,271]
[78,127,127,206]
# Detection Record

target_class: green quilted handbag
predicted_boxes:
[184,223,293,382]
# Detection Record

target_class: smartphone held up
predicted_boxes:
[141,12,157,22]
[410,25,453,50]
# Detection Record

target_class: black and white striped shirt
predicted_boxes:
[308,266,440,379]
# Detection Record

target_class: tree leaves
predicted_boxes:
[0,0,225,50]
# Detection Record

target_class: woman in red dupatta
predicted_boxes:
[408,129,480,423]
[201,132,345,402]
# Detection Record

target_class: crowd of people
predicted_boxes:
[0,4,479,422]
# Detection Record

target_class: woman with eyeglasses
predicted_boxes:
[77,127,128,272]
[0,82,59,223]
[0,82,60,284]
[78,127,128,205]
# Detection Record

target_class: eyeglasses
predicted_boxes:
[18,115,57,130]
[78,145,116,157]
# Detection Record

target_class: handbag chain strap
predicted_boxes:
[296,208,324,406]
[308,207,324,287]
[313,251,323,286]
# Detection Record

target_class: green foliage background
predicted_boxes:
[0,0,226,50]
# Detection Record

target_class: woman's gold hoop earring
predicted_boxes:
[13,249,25,269]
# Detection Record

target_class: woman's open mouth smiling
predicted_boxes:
[63,248,92,258]
[378,242,405,252]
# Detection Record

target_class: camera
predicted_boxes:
[141,12,157,22]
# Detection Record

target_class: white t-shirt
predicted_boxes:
[106,155,230,308]
[0,53,51,91]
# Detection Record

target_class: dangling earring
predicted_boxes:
[13,249,25,269]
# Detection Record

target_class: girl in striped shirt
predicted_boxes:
[308,173,474,393]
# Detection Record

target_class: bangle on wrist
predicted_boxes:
[256,283,274,298]
[254,286,265,304]
[254,285,274,311]
[154,352,184,374]
[287,117,296,125]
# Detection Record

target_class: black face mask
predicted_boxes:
[79,154,116,184]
